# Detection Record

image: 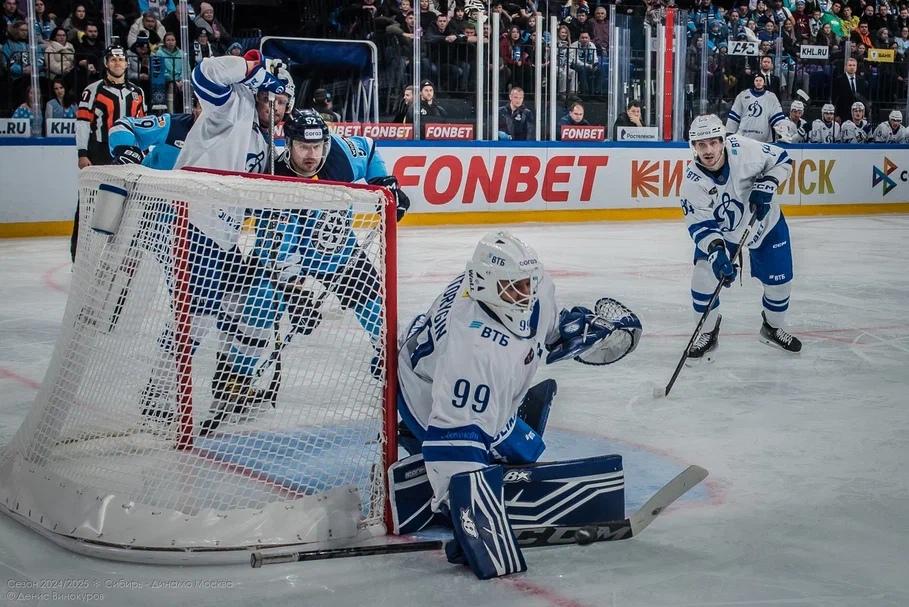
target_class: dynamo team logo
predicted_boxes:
[460,508,478,538]
[747,100,763,118]
[872,157,898,196]
[714,192,745,230]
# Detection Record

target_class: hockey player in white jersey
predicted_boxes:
[809,103,841,143]
[840,102,873,144]
[680,114,802,359]
[873,110,909,143]
[726,74,786,143]
[395,231,642,578]
[773,100,809,143]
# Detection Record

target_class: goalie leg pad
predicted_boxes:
[517,378,557,435]
[447,465,527,580]
[504,454,624,528]
[388,453,450,534]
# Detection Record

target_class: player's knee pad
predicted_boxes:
[446,465,527,579]
[517,379,557,436]
[490,417,545,465]
[503,454,624,529]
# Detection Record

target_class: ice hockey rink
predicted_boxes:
[1,215,907,606]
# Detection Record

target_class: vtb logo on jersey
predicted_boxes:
[714,192,744,230]
[747,100,763,118]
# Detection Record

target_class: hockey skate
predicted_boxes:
[202,355,273,435]
[686,315,721,365]
[760,312,802,353]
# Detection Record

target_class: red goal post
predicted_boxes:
[0,165,398,563]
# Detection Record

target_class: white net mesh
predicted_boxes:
[0,166,396,561]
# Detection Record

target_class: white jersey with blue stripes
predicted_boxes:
[680,135,794,254]
[397,272,560,509]
[726,88,785,143]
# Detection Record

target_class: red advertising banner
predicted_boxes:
[560,124,606,141]
[424,123,475,140]
[329,122,414,140]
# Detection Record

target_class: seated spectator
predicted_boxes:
[613,99,644,138]
[225,42,243,56]
[896,26,909,60]
[569,31,598,95]
[192,29,216,66]
[74,20,104,81]
[557,100,590,140]
[500,24,531,92]
[2,20,44,80]
[393,84,414,123]
[194,2,230,54]
[46,27,75,79]
[139,0,175,22]
[590,5,608,53]
[1,0,24,39]
[313,88,341,122]
[128,11,166,49]
[851,21,875,48]
[35,0,56,41]
[45,77,77,119]
[162,3,197,43]
[414,79,446,119]
[155,32,183,92]
[11,82,41,122]
[62,4,89,44]
[498,85,534,141]
[128,31,152,97]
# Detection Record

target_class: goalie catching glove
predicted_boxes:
[546,298,642,365]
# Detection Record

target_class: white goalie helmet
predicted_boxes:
[466,231,543,338]
[688,114,726,158]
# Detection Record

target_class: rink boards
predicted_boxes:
[2,138,909,236]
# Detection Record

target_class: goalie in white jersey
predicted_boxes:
[680,114,802,359]
[396,231,642,578]
[726,74,786,143]
[873,110,909,143]
[841,102,873,144]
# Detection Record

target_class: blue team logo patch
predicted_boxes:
[747,100,763,117]
[714,192,744,230]
[459,508,478,538]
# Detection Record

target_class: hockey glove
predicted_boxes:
[112,145,144,165]
[707,240,737,287]
[367,175,411,221]
[241,53,287,96]
[545,306,612,364]
[748,178,776,221]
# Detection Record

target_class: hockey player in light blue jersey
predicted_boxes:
[108,97,201,170]
[394,231,642,579]
[681,114,802,359]
[203,109,411,432]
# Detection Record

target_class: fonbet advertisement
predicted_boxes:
[378,144,909,214]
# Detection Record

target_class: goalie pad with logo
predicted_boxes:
[445,465,527,580]
[389,453,624,534]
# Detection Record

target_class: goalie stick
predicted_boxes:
[249,464,708,567]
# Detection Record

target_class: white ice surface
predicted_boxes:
[1,216,907,606]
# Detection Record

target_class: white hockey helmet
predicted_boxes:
[688,114,726,162]
[790,100,804,112]
[466,231,543,338]
[851,101,865,112]
[822,103,835,116]
[889,109,903,123]
[277,65,296,111]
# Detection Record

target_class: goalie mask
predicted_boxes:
[466,231,543,338]
[283,108,331,177]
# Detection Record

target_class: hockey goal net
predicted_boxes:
[0,165,398,563]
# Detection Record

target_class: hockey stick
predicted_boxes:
[657,213,760,398]
[249,464,708,567]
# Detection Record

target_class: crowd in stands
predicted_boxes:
[2,0,909,143]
